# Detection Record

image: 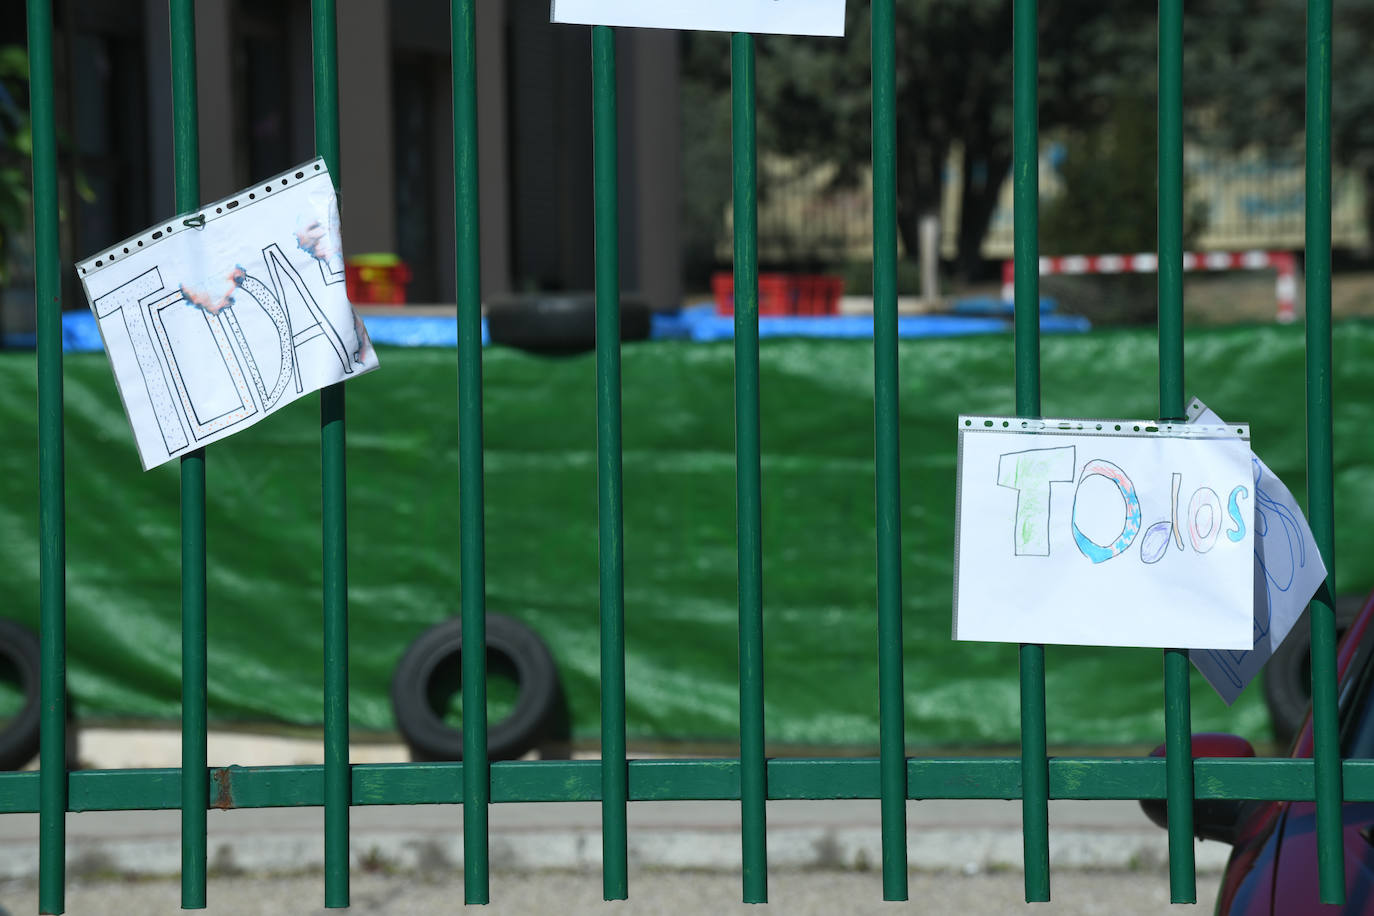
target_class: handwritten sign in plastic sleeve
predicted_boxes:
[551,0,846,37]
[77,159,379,471]
[953,417,1255,649]
[1187,399,1327,704]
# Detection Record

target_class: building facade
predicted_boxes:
[5,0,683,337]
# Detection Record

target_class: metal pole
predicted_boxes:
[1013,0,1050,902]
[1158,0,1196,902]
[592,24,630,902]
[310,0,350,906]
[732,31,768,905]
[871,0,908,900]
[169,0,208,907]
[1305,0,1344,903]
[28,0,67,909]
[452,0,490,903]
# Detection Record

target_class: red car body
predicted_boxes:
[1197,592,1374,914]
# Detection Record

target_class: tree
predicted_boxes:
[682,1,1159,281]
[1041,90,1207,257]
[1039,89,1210,324]
[1185,0,1374,253]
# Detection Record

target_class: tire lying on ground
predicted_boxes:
[391,613,562,762]
[0,619,43,771]
[1263,593,1366,748]
[486,293,651,355]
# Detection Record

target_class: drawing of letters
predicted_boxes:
[259,243,354,388]
[149,293,258,441]
[1254,457,1306,599]
[226,268,295,411]
[997,446,1076,556]
[93,269,191,455]
[77,161,380,471]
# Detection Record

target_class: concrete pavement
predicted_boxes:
[0,724,1240,916]
[0,795,1234,881]
[0,729,1231,883]
[0,869,1229,915]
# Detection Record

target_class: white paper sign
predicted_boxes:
[1187,399,1328,704]
[954,417,1255,649]
[551,0,846,37]
[77,160,378,470]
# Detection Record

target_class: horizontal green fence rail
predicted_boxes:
[23,0,1344,910]
[5,757,1374,813]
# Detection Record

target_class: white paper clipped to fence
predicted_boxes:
[953,416,1255,650]
[551,0,846,37]
[77,160,380,470]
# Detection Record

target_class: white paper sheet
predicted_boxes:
[1186,399,1328,704]
[551,0,846,36]
[953,417,1255,649]
[77,160,378,471]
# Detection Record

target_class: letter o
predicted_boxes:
[1188,487,1223,554]
[1071,460,1143,564]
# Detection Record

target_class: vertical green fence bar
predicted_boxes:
[870,0,908,901]
[169,0,209,907]
[452,0,489,904]
[1157,0,1196,903]
[1011,0,1050,903]
[27,0,66,911]
[1305,0,1344,903]
[310,0,351,907]
[731,31,768,906]
[591,25,630,902]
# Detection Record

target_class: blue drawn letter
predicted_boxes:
[1072,459,1142,564]
[1226,485,1249,543]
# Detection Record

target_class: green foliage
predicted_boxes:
[1186,0,1374,247]
[683,1,1374,276]
[1184,0,1374,156]
[0,46,30,285]
[681,34,735,287]
[681,1,1160,279]
[1041,92,1206,257]
[1039,91,1210,325]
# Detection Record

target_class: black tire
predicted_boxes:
[391,613,562,762]
[486,293,651,355]
[1263,594,1365,747]
[0,619,43,771]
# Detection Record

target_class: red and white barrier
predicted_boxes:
[1001,250,1298,324]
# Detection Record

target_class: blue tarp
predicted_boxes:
[355,313,492,348]
[656,302,1089,341]
[47,300,1088,353]
[52,309,492,353]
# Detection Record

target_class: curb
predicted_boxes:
[0,827,1230,880]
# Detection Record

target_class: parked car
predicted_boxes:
[1264,593,1369,747]
[1141,590,1374,914]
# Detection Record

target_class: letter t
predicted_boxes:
[996,446,1077,556]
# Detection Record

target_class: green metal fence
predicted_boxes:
[15,0,1350,911]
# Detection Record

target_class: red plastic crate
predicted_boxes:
[794,275,844,315]
[711,272,843,316]
[345,260,413,305]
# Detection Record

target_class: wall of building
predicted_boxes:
[4,0,684,339]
